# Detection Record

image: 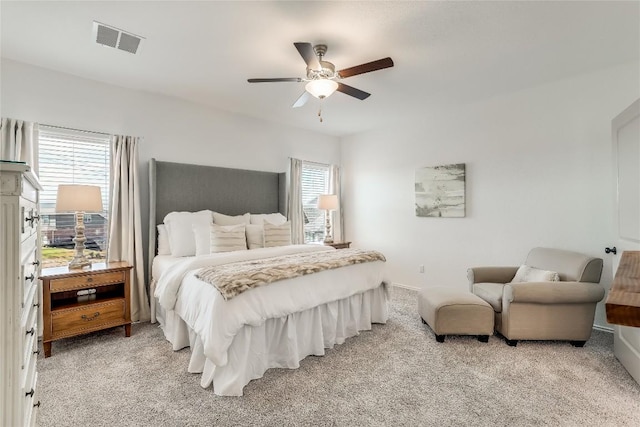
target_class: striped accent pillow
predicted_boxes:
[210,224,247,253]
[263,221,292,248]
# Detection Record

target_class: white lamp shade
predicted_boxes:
[317,194,338,211]
[56,185,104,212]
[305,79,339,99]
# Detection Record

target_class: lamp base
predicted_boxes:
[323,211,333,244]
[68,256,91,270]
[68,210,91,270]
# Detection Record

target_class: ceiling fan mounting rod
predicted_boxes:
[313,44,327,60]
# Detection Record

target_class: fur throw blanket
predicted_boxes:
[195,248,386,300]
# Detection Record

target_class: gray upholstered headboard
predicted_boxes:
[148,158,287,277]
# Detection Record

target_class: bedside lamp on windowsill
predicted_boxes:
[317,194,338,244]
[56,184,103,269]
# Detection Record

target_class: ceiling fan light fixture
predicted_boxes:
[305,79,338,99]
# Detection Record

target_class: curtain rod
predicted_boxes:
[40,123,112,137]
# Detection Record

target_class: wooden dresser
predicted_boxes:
[40,262,132,357]
[606,251,640,327]
[0,162,42,427]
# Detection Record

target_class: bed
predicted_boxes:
[148,159,389,396]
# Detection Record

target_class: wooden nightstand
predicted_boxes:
[40,262,132,357]
[326,241,351,249]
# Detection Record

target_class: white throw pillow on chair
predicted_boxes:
[511,265,560,283]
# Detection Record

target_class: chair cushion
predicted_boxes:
[472,282,504,312]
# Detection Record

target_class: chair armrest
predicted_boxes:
[503,282,605,305]
[467,266,519,288]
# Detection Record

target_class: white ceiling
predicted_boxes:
[1,1,638,137]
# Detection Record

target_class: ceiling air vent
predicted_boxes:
[92,21,144,54]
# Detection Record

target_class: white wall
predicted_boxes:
[340,61,640,329]
[0,59,340,271]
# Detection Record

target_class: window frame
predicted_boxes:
[301,161,331,243]
[38,126,112,267]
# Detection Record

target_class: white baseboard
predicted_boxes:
[593,324,614,334]
[391,282,420,291]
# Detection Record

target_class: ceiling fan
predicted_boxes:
[248,42,394,108]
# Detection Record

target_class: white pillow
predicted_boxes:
[210,224,247,253]
[263,221,292,248]
[163,210,212,257]
[213,212,250,226]
[194,223,213,256]
[245,224,264,249]
[156,224,171,255]
[250,213,287,225]
[511,265,560,283]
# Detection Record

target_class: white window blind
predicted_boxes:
[38,126,111,267]
[301,162,330,243]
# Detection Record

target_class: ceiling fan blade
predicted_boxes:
[247,78,302,83]
[294,42,321,71]
[338,57,394,79]
[336,83,371,100]
[292,91,311,108]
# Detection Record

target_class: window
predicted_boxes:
[38,126,111,268]
[301,162,330,243]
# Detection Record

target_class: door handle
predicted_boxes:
[605,247,617,255]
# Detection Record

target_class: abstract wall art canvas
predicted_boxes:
[415,163,465,217]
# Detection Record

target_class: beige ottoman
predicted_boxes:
[418,287,494,343]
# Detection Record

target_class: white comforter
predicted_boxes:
[154,244,388,367]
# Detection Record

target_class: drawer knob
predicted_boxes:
[81,312,100,321]
[26,328,35,336]
[25,213,39,226]
[33,401,41,408]
[34,349,41,356]
[32,260,40,267]
[26,273,35,282]
[26,389,34,398]
[33,303,40,308]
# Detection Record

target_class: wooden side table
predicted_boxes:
[40,262,132,357]
[326,241,351,250]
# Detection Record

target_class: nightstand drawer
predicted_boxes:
[51,299,126,338]
[50,271,126,292]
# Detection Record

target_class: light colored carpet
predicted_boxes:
[37,287,640,426]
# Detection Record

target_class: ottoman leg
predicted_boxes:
[435,334,445,343]
[478,335,489,343]
[421,317,427,325]
[506,339,518,347]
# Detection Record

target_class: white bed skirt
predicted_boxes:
[156,284,389,396]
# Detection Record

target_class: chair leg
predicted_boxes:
[421,317,427,325]
[570,340,586,347]
[435,334,445,343]
[478,335,489,343]
[505,339,518,347]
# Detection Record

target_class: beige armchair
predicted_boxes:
[467,247,604,347]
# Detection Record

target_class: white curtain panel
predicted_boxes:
[108,135,150,322]
[0,118,39,172]
[287,157,305,244]
[329,164,343,242]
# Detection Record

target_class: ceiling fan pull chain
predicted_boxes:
[318,107,323,123]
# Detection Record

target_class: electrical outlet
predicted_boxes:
[419,264,425,273]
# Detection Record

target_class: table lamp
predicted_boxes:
[55,184,103,269]
[317,194,338,244]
